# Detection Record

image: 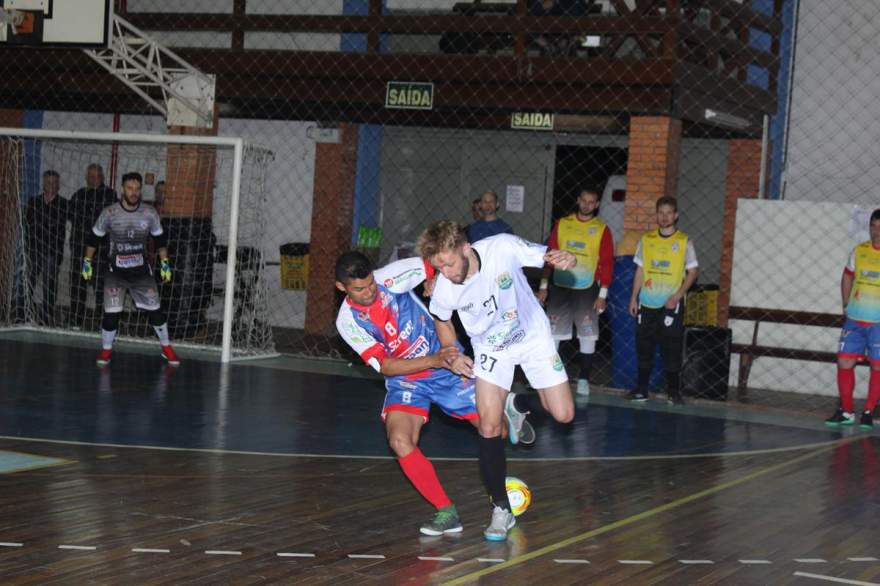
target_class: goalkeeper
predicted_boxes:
[82,172,180,367]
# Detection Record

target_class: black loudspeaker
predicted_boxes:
[681,327,732,400]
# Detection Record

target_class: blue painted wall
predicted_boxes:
[343,0,386,247]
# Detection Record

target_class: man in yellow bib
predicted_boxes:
[825,208,880,430]
[538,186,614,396]
[627,196,699,404]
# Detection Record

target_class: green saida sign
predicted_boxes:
[385,81,434,110]
[511,112,555,130]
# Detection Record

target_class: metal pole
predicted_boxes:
[221,138,244,363]
[758,114,769,199]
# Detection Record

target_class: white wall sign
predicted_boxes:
[505,184,524,213]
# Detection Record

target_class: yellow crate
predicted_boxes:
[685,287,719,326]
[280,244,309,290]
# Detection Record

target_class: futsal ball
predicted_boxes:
[505,476,531,517]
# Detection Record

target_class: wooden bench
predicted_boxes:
[728,306,852,392]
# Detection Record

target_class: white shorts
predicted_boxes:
[104,271,161,313]
[472,335,568,391]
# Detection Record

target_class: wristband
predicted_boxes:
[599,287,608,299]
[539,278,549,290]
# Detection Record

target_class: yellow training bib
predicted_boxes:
[553,215,606,289]
[639,230,688,308]
[848,241,880,323]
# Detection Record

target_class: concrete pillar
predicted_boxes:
[304,124,359,335]
[718,138,764,325]
[618,116,682,253]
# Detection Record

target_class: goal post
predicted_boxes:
[0,127,275,362]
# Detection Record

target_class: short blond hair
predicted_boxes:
[417,220,467,258]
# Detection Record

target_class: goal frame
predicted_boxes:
[0,126,254,363]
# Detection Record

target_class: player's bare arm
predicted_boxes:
[544,249,576,270]
[629,265,643,317]
[841,270,854,313]
[434,318,474,377]
[665,266,699,309]
[380,346,460,377]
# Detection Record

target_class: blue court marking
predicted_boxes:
[0,450,70,473]
[0,338,843,460]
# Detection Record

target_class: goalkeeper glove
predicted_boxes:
[159,258,172,283]
[81,257,93,281]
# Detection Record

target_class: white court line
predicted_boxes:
[849,558,879,562]
[205,550,242,556]
[58,545,97,551]
[796,559,829,563]
[554,559,590,564]
[0,542,23,547]
[793,571,880,585]
[277,552,316,558]
[477,558,505,563]
[348,554,385,560]
[131,548,170,554]
[679,560,715,564]
[418,556,454,562]
[618,560,654,565]
[739,559,772,564]
[0,434,851,463]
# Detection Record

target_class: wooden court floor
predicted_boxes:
[0,334,878,585]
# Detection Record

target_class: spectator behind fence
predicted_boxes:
[466,191,513,243]
[825,208,880,430]
[68,163,117,328]
[153,180,166,212]
[470,197,482,222]
[24,170,68,325]
[538,186,614,397]
[529,0,586,56]
[627,196,699,405]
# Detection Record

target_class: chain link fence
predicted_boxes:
[0,0,876,416]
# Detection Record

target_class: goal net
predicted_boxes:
[0,128,275,361]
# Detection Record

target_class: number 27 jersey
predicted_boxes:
[429,234,552,351]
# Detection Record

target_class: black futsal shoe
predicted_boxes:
[825,408,855,427]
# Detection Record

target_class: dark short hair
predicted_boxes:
[871,209,880,224]
[579,185,601,199]
[121,172,143,186]
[156,180,165,188]
[335,251,373,284]
[42,169,59,179]
[656,195,678,212]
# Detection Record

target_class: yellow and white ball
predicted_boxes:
[505,476,531,517]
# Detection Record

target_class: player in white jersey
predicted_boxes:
[418,221,576,541]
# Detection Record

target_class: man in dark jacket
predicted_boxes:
[68,163,117,327]
[24,170,68,325]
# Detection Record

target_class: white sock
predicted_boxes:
[578,337,596,354]
[153,323,170,346]
[101,329,116,350]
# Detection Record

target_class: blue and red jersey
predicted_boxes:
[336,257,447,382]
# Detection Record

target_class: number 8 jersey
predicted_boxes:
[336,257,443,380]
[429,234,552,352]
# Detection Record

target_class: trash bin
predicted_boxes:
[608,254,664,390]
[280,243,309,290]
[681,326,731,400]
[685,284,720,326]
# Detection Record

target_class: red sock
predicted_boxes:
[398,448,452,510]
[865,369,880,412]
[838,368,855,412]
